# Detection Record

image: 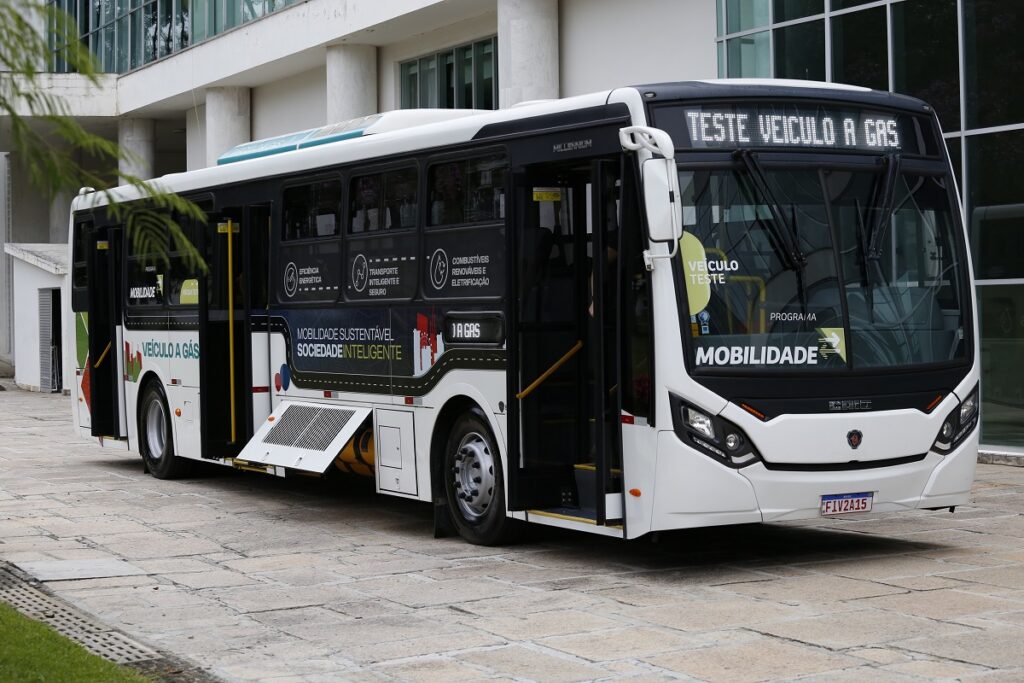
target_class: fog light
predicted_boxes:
[725,433,743,451]
[941,420,954,440]
[686,408,715,439]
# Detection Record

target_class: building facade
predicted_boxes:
[1,0,1020,453]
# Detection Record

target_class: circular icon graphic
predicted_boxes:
[351,253,369,293]
[283,261,298,298]
[429,248,449,290]
[847,429,863,450]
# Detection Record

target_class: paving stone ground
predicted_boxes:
[3,382,1024,682]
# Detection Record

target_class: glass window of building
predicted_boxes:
[47,0,300,73]
[727,31,770,78]
[773,0,822,22]
[978,284,1024,449]
[831,6,887,91]
[964,0,1024,130]
[892,0,960,132]
[726,0,769,33]
[774,19,824,81]
[968,128,1024,450]
[831,0,875,9]
[968,129,1024,281]
[399,37,498,110]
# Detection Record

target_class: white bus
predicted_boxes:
[67,80,980,544]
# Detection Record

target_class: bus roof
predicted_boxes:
[72,80,935,213]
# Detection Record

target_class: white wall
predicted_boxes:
[0,154,10,373]
[378,11,497,112]
[252,67,328,139]
[11,260,63,391]
[560,0,718,97]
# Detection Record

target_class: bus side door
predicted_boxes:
[507,153,625,525]
[86,223,127,438]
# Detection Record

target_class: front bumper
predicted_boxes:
[649,429,978,530]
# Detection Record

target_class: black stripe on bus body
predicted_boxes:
[266,317,506,396]
[760,453,927,472]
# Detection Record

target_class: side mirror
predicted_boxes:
[643,158,683,245]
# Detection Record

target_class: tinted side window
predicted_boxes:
[283,178,341,240]
[126,250,164,306]
[428,156,506,227]
[71,219,91,312]
[166,209,206,307]
[349,167,418,233]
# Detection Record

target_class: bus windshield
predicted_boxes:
[679,158,968,372]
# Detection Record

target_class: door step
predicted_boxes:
[573,463,622,512]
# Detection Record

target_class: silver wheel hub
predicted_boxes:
[452,431,496,520]
[145,399,167,460]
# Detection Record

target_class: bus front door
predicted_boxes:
[509,159,624,525]
[86,223,127,439]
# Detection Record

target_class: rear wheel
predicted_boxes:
[443,409,516,545]
[138,381,190,479]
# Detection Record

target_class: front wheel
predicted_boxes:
[443,409,516,545]
[138,382,190,479]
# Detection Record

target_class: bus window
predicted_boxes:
[166,217,200,307]
[282,178,341,240]
[428,155,506,227]
[126,225,165,307]
[71,219,92,312]
[349,167,418,233]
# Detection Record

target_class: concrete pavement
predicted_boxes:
[2,382,1024,682]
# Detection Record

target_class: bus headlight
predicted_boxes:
[670,394,761,469]
[932,384,979,454]
[959,390,978,425]
[686,408,715,439]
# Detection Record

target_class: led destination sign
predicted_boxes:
[653,102,929,154]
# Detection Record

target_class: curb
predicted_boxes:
[0,563,220,683]
[979,451,1024,467]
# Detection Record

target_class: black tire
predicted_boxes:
[138,381,190,479]
[443,409,516,545]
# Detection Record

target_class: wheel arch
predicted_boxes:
[131,371,166,452]
[429,395,487,506]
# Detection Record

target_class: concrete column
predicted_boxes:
[205,87,251,167]
[48,190,72,243]
[498,0,559,108]
[186,104,207,171]
[326,44,378,123]
[118,118,155,184]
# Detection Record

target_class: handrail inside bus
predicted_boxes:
[92,341,112,369]
[516,340,583,400]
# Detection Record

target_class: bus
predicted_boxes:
[67,79,980,545]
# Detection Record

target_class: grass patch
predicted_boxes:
[0,601,149,682]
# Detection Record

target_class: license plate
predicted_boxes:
[820,492,873,516]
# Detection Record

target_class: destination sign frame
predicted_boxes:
[651,101,936,156]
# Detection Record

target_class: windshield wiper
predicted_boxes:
[867,153,901,260]
[733,150,806,272]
